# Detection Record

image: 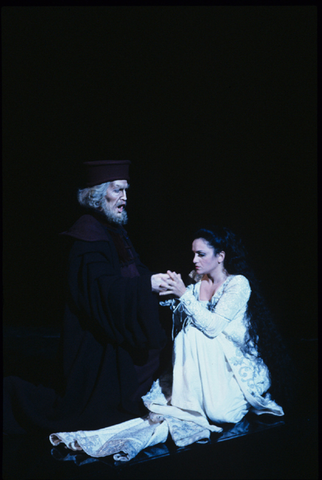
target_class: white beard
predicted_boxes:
[100,201,128,225]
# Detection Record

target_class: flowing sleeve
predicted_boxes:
[178,275,251,338]
[67,240,166,349]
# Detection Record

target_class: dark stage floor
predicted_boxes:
[2,326,318,480]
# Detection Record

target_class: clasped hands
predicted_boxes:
[151,271,186,297]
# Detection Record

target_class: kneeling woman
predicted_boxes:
[160,226,287,425]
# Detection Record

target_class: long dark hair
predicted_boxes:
[193,226,296,412]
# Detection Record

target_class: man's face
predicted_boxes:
[101,180,129,225]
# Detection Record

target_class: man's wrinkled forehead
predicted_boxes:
[110,180,129,189]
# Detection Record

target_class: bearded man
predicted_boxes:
[4,160,170,434]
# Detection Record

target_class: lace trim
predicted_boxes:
[160,276,234,339]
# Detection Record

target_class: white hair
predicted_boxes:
[77,182,110,209]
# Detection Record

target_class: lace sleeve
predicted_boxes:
[179,275,251,338]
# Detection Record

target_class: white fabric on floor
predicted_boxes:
[49,379,219,461]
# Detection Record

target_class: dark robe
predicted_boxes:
[4,213,167,434]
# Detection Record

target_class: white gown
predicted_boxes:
[167,275,283,423]
[49,274,283,461]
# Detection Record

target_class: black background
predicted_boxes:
[3,6,317,340]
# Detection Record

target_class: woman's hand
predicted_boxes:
[159,270,187,297]
[151,273,171,293]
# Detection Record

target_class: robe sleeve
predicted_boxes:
[133,256,152,276]
[67,240,166,349]
[178,275,251,338]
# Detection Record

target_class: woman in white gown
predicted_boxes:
[50,226,292,461]
[159,226,285,425]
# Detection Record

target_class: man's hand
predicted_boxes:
[159,270,187,298]
[151,273,171,293]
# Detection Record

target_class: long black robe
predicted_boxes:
[4,213,167,434]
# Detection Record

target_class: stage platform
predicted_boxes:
[3,326,318,479]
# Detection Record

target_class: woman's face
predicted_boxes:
[192,238,224,276]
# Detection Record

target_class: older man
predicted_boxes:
[4,160,170,434]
